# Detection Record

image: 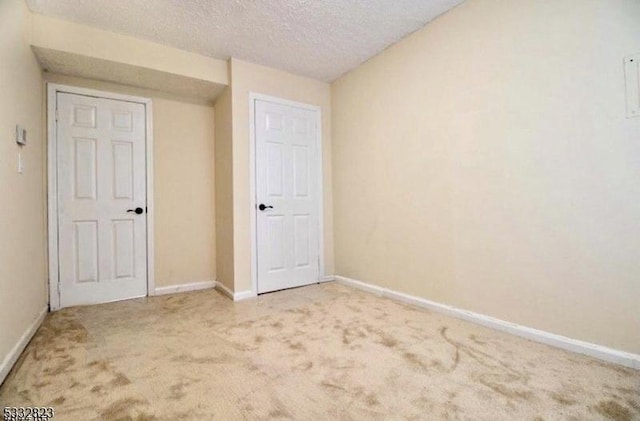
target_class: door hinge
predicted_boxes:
[55,108,59,122]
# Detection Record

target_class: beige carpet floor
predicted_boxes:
[0,282,638,420]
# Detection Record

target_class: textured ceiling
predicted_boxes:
[26,0,463,82]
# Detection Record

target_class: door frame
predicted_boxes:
[46,83,155,311]
[249,93,325,296]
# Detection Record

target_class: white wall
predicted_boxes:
[332,0,640,353]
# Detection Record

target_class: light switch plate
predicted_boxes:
[624,54,640,118]
[16,125,27,145]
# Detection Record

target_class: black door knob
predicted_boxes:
[258,204,273,211]
[127,207,144,215]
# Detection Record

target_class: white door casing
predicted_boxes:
[55,91,148,308]
[255,98,322,294]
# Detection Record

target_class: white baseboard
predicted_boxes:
[154,280,216,296]
[234,290,256,301]
[216,276,334,301]
[334,275,640,370]
[0,306,48,386]
[215,282,255,301]
[215,282,234,300]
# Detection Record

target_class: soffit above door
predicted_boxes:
[31,14,228,103]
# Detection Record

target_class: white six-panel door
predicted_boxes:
[255,99,321,294]
[56,92,147,307]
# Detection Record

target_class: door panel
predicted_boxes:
[73,137,97,199]
[293,214,310,267]
[57,92,147,308]
[112,141,134,199]
[74,221,98,283]
[266,142,285,197]
[293,145,309,197]
[255,99,320,293]
[267,215,286,271]
[113,219,135,279]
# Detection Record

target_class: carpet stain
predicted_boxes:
[346,304,362,313]
[88,360,110,371]
[321,381,347,392]
[169,382,186,400]
[32,381,50,389]
[477,372,533,401]
[379,333,398,348]
[289,308,312,316]
[43,356,75,376]
[50,396,65,405]
[171,354,226,364]
[439,327,461,372]
[342,327,365,345]
[626,398,640,413]
[100,398,152,420]
[610,386,640,395]
[450,334,531,386]
[110,373,131,387]
[402,352,442,373]
[549,391,577,406]
[366,393,380,406]
[469,334,487,345]
[295,361,314,371]
[268,407,292,419]
[289,341,305,351]
[267,396,293,419]
[593,400,633,421]
[362,324,399,348]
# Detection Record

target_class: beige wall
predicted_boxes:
[152,98,216,287]
[332,0,640,353]
[229,58,334,292]
[44,74,217,288]
[214,86,234,290]
[0,0,46,369]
